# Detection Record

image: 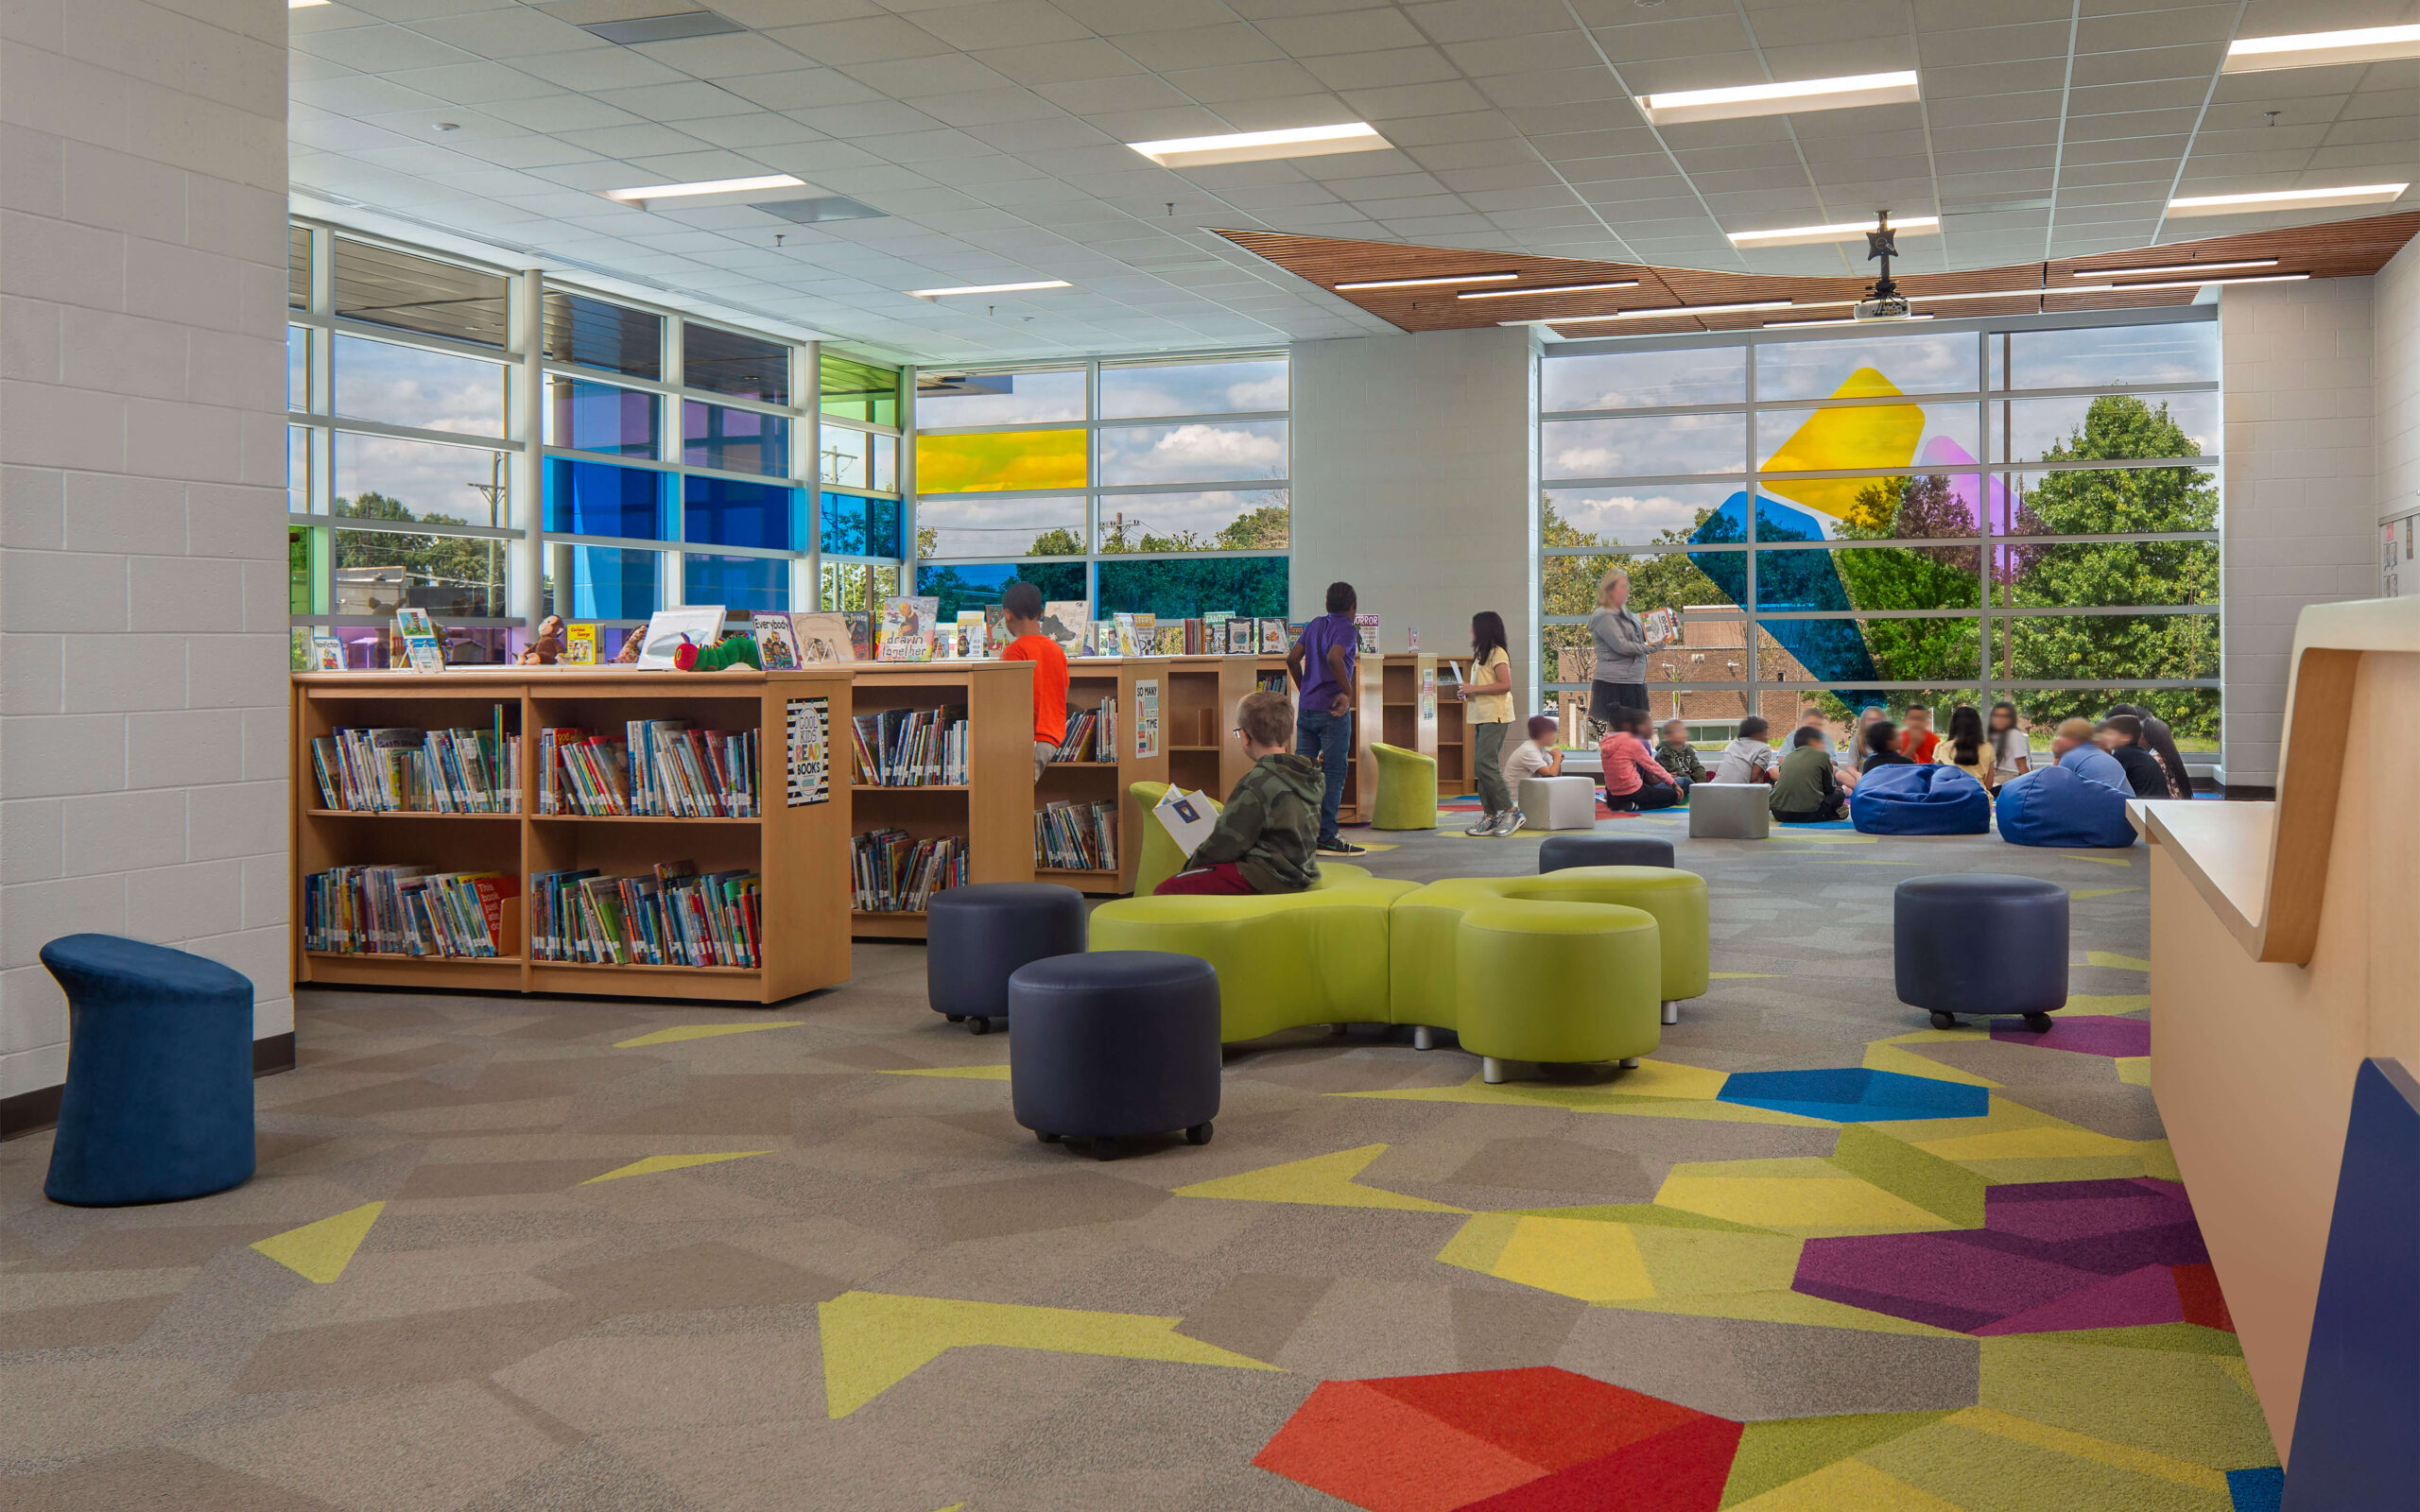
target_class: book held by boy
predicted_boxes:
[1150,786,1217,857]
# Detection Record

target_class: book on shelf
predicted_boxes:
[851,829,966,912]
[850,705,969,786]
[1042,601,1089,656]
[304,866,516,958]
[538,722,759,816]
[310,713,521,813]
[750,611,799,669]
[1354,612,1381,655]
[842,611,874,662]
[561,624,598,664]
[529,861,761,968]
[308,634,345,672]
[1035,799,1118,871]
[1051,695,1115,762]
[1257,617,1286,654]
[877,595,940,662]
[792,610,856,663]
[1089,620,1116,657]
[1155,623,1186,656]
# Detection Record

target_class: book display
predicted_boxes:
[309,715,520,814]
[1036,659,1167,894]
[850,705,969,786]
[846,661,1036,937]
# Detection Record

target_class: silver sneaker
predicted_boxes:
[1462,811,1497,836]
[1490,809,1525,836]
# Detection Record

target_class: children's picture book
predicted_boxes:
[1224,618,1252,654]
[1042,601,1088,656]
[394,607,434,639]
[561,624,597,665]
[956,610,989,659]
[402,633,445,673]
[1642,607,1680,646]
[791,611,855,663]
[637,606,727,669]
[1092,621,1116,657]
[1257,617,1286,654]
[308,634,346,672]
[1354,612,1381,655]
[842,611,874,662]
[1155,624,1185,657]
[1112,612,1138,656]
[983,605,1010,654]
[877,596,939,662]
[1151,786,1214,857]
[749,611,799,670]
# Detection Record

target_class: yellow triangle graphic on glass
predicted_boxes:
[252,1201,385,1284]
[2087,951,2151,971]
[582,1151,772,1184]
[818,1291,1281,1418]
[878,1065,1011,1080]
[615,1022,802,1048]
[1759,367,1925,522]
[1173,1143,1465,1212]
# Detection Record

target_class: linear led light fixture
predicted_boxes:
[1458,280,1641,301]
[2224,24,2420,73]
[1637,71,1919,126]
[1335,272,1517,291]
[1730,215,1939,248]
[907,281,1072,299]
[1502,299,1791,326]
[1764,313,1935,327]
[2068,258,2278,280]
[600,174,806,211]
[2048,273,2310,294]
[290,0,328,7]
[1129,122,1389,169]
[2168,183,2409,216]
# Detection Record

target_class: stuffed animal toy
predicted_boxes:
[517,615,565,665]
[674,633,763,673]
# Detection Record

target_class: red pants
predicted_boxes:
[1155,863,1255,896]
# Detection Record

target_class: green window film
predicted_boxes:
[916,429,1087,493]
[820,353,898,425]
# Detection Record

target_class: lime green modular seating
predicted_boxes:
[1130,781,1210,898]
[1087,864,1708,1082]
[1370,742,1439,830]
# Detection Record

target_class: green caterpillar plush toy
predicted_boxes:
[673,633,762,673]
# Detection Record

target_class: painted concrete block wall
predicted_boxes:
[1289,327,1537,702]
[0,0,292,1118]
[2377,239,2420,538]
[2218,278,2378,787]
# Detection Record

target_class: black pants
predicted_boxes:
[1606,782,1679,812]
[1774,792,1848,823]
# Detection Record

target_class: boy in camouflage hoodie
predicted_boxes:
[1155,690,1323,895]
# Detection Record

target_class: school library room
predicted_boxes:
[3,3,2418,1509]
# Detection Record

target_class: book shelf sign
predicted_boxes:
[1420,666,1437,725]
[1133,679,1160,759]
[786,696,831,806]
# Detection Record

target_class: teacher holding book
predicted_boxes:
[1586,567,1650,740]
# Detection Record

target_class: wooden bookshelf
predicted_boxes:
[1366,653,1442,803]
[846,661,1035,937]
[1429,653,1476,798]
[1044,658,1168,895]
[291,668,853,1004]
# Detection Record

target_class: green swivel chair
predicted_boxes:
[1370,743,1439,830]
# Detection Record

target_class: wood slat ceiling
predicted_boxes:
[1220,212,2420,339]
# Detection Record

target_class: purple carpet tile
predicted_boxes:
[1991,1015,2151,1057]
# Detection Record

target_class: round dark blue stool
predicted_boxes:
[1538,833,1675,871]
[925,883,1086,1035]
[1008,951,1219,1160]
[1893,874,2068,1033]
[43,934,256,1207]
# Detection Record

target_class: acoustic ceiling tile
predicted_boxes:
[840,53,1025,100]
[1300,46,1462,92]
[757,17,956,68]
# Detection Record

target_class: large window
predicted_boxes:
[1537,315,2221,756]
[911,354,1289,620]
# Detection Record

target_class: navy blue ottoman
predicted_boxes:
[1539,833,1674,871]
[925,883,1086,1035]
[1009,951,1219,1160]
[1893,875,2067,1033]
[43,934,255,1207]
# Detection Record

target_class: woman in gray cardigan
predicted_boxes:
[1585,567,1650,736]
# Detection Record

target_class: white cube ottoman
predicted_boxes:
[1688,782,1772,840]
[1519,775,1596,831]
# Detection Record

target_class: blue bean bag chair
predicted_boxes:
[1994,765,2137,849]
[1850,763,1992,835]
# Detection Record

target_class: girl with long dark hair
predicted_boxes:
[1457,611,1519,834]
[1986,701,2030,790]
[1941,705,1991,784]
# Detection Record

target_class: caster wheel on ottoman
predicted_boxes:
[1010,952,1220,1156]
[1896,874,2068,1032]
[925,883,1086,1032]
[1185,1122,1214,1145]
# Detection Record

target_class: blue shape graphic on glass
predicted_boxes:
[1688,492,1883,709]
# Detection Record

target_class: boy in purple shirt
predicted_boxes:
[1285,580,1365,855]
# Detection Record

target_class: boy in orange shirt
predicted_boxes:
[998,581,1070,781]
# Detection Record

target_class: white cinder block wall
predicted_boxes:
[0,0,292,1130]
[1289,327,1539,702]
[2377,240,2420,549]
[2217,278,2379,788]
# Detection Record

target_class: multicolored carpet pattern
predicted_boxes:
[0,812,2281,1510]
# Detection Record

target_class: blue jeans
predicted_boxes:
[1294,707,1351,845]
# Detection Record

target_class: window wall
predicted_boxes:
[289,221,908,664]
[1537,313,2221,753]
[911,354,1290,619]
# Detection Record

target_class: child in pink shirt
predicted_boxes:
[1599,705,1681,812]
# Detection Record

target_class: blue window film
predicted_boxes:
[549,378,656,457]
[1095,554,1287,619]
[915,560,1087,622]
[544,457,668,541]
[683,554,789,614]
[820,491,901,558]
[685,474,799,551]
[683,400,788,476]
[566,546,660,621]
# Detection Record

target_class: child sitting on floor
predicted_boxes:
[1771,727,1849,823]
[1156,690,1324,896]
[1599,705,1681,812]
[1653,718,1704,793]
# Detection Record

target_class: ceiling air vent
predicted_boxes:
[579,10,745,44]
[757,196,888,225]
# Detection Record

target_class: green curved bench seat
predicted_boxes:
[1455,899,1661,1074]
[1126,781,1380,899]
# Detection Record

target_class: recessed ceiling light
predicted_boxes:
[601,174,806,211]
[2223,24,2420,73]
[1334,272,1518,291]
[2048,273,2311,293]
[289,0,328,8]
[1457,280,1641,300]
[1730,216,1940,248]
[1637,71,1919,126]
[2068,258,2279,280]
[1128,122,1389,169]
[1502,299,1792,326]
[2168,183,2409,216]
[907,281,1073,299]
